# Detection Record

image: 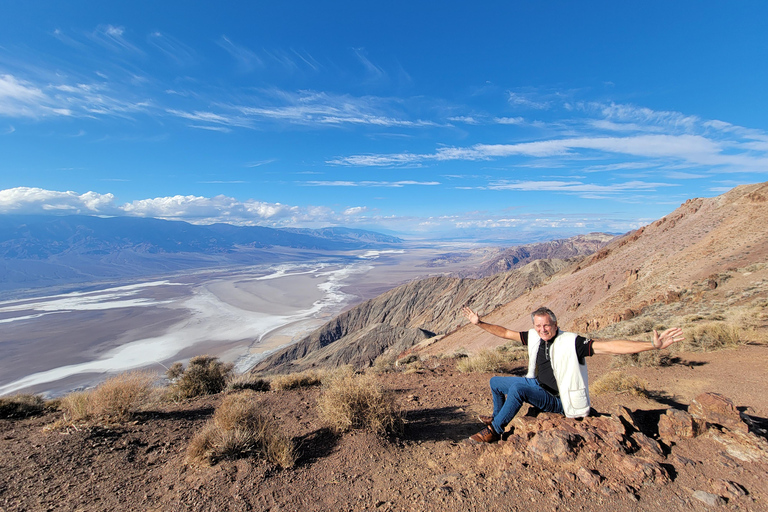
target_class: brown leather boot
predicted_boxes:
[477,414,493,426]
[469,425,500,444]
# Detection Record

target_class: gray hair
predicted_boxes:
[531,307,557,325]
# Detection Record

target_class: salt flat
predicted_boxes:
[0,243,489,397]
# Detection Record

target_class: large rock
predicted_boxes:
[689,392,748,433]
[502,411,670,490]
[658,408,706,442]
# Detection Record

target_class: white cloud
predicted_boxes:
[344,206,367,215]
[0,187,118,214]
[0,74,54,118]
[507,91,551,110]
[0,187,380,228]
[486,179,675,194]
[495,116,524,125]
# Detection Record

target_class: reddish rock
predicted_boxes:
[576,467,601,488]
[631,432,664,461]
[710,479,747,499]
[689,392,748,433]
[610,405,637,432]
[527,430,581,462]
[658,408,706,441]
[617,456,670,486]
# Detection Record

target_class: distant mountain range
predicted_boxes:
[0,215,402,293]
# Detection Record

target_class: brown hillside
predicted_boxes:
[425,182,768,356]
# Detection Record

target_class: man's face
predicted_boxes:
[533,314,557,341]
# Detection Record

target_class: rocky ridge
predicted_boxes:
[425,181,768,356]
[251,258,570,374]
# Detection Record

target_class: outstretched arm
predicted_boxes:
[462,306,523,342]
[591,328,684,355]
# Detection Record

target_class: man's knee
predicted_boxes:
[490,376,523,393]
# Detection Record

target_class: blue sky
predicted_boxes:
[1,1,767,239]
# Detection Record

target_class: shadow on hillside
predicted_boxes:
[135,406,215,423]
[644,391,687,410]
[294,427,340,466]
[402,406,479,442]
[666,357,707,367]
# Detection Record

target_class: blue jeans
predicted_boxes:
[490,376,563,435]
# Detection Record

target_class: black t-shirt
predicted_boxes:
[520,330,593,396]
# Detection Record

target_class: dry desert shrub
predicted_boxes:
[88,371,155,421]
[59,390,92,422]
[0,393,47,419]
[610,347,672,369]
[186,391,295,468]
[317,366,403,436]
[371,353,398,373]
[456,345,526,374]
[59,371,156,423]
[166,355,234,401]
[682,321,742,351]
[269,369,324,391]
[225,373,271,392]
[590,371,648,397]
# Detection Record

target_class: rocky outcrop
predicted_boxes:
[251,259,570,374]
[492,393,766,500]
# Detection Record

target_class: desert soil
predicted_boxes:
[2,343,767,512]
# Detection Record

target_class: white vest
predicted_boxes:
[526,329,591,418]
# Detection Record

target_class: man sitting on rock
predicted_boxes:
[461,306,684,443]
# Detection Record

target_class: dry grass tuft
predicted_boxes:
[682,321,742,351]
[186,391,295,468]
[317,366,403,436]
[590,371,648,397]
[225,373,271,392]
[270,370,324,391]
[59,371,156,423]
[371,353,398,373]
[610,349,672,369]
[456,346,526,374]
[0,394,47,419]
[166,355,234,401]
[59,390,92,422]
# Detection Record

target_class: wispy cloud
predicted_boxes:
[508,91,551,110]
[147,32,197,66]
[217,36,262,72]
[89,25,143,55]
[303,180,440,187]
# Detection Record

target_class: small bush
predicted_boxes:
[89,371,155,421]
[59,390,92,422]
[186,391,295,468]
[225,373,271,392]
[371,353,398,373]
[270,370,323,391]
[0,394,46,419]
[59,371,156,423]
[590,371,648,397]
[317,366,403,436]
[610,349,672,369]
[456,346,526,374]
[683,321,742,351]
[166,355,234,401]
